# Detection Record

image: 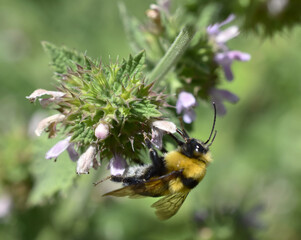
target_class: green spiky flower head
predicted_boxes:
[29,42,166,164]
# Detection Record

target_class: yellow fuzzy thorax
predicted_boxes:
[164,151,211,181]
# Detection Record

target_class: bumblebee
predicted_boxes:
[103,105,217,220]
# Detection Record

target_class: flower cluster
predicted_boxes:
[125,3,251,120]
[207,15,251,81]
[174,15,251,119]
[206,15,251,115]
[27,5,252,176]
[27,43,167,174]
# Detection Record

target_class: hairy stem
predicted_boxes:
[148,26,195,83]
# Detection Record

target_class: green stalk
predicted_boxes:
[148,26,195,83]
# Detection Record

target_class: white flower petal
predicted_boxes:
[152,121,177,134]
[76,146,97,174]
[26,89,65,103]
[35,114,65,136]
[0,194,12,218]
[152,120,177,149]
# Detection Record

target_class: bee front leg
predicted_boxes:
[168,132,184,146]
[144,137,166,176]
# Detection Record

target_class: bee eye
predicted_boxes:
[194,143,207,155]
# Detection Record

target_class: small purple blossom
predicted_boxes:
[207,15,251,82]
[207,14,236,36]
[176,91,197,124]
[67,143,79,162]
[45,136,78,162]
[45,136,72,160]
[215,51,251,81]
[109,154,127,176]
[215,26,239,47]
[207,15,239,50]
[210,88,239,115]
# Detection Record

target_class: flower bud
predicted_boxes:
[94,122,110,140]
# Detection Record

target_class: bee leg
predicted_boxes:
[111,175,124,183]
[144,137,166,176]
[168,132,184,146]
[161,147,168,154]
[111,174,146,185]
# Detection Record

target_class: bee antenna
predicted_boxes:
[204,102,217,144]
[207,130,217,147]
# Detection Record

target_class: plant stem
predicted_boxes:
[148,26,195,83]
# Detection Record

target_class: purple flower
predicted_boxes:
[109,154,127,176]
[207,15,239,50]
[207,14,236,36]
[176,91,197,124]
[45,136,78,161]
[209,88,239,115]
[67,143,79,162]
[215,51,251,81]
[207,15,251,82]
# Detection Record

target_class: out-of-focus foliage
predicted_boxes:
[185,0,301,36]
[1,0,301,239]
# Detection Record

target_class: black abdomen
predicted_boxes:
[181,177,199,189]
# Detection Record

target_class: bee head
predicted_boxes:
[177,103,217,159]
[180,138,209,158]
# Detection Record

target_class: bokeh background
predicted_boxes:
[1,0,301,239]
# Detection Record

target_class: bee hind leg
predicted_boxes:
[111,175,146,185]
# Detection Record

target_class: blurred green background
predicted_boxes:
[1,0,301,239]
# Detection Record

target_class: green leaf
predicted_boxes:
[42,41,85,74]
[131,100,162,119]
[28,135,77,205]
[116,51,145,86]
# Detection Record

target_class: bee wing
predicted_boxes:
[103,170,183,198]
[151,192,189,220]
